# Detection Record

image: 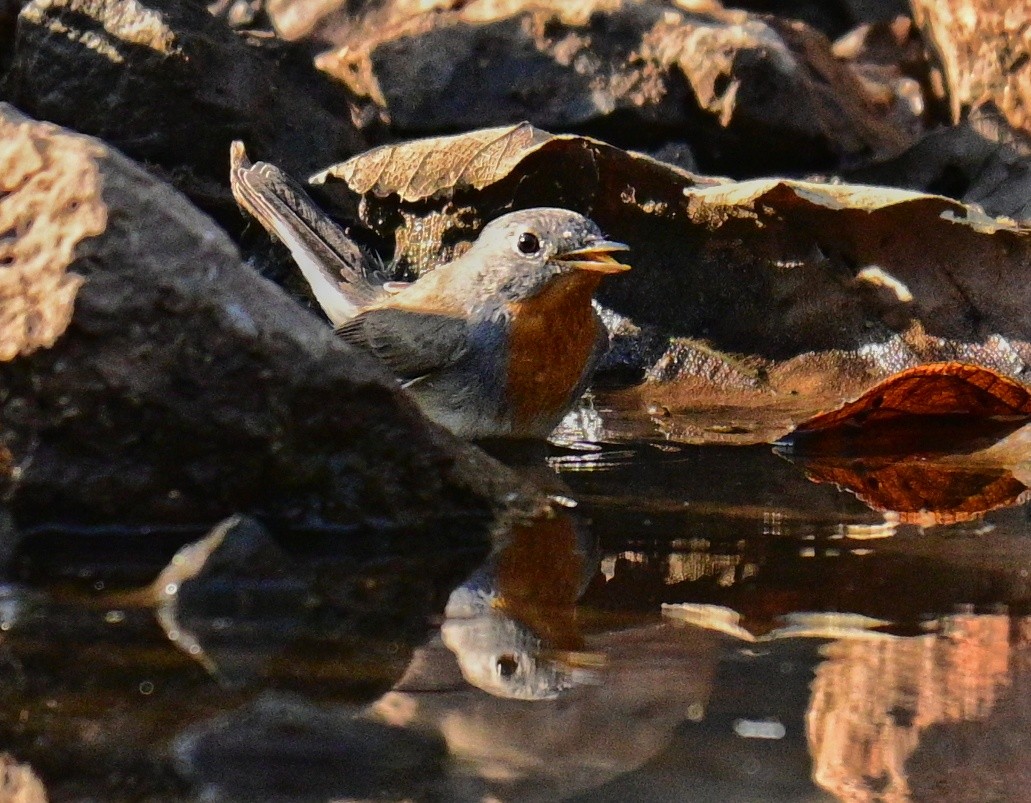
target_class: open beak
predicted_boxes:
[554,240,632,274]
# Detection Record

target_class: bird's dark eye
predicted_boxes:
[516,232,541,255]
[496,654,519,678]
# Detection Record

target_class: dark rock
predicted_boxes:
[1,0,365,220]
[174,692,449,801]
[0,104,539,529]
[724,0,854,38]
[312,0,917,176]
[0,507,20,576]
[0,0,20,74]
[839,0,909,24]
[847,106,1031,223]
[643,140,698,173]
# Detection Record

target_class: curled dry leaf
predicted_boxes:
[314,124,1031,443]
[781,363,1031,522]
[788,362,1031,438]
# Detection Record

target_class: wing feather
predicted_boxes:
[336,308,469,381]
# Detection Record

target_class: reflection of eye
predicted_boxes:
[516,232,541,255]
[496,654,519,678]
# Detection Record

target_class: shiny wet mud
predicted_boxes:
[2,434,1030,801]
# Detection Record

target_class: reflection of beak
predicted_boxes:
[555,240,632,274]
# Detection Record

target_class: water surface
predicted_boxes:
[2,424,1029,801]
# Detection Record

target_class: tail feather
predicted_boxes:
[230,141,381,325]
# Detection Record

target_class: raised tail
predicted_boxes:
[230,141,382,325]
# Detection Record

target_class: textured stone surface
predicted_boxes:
[1,0,365,216]
[911,0,1031,133]
[311,0,917,175]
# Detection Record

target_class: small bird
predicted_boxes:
[230,143,631,439]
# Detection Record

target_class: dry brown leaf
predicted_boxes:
[776,363,1031,520]
[789,362,1031,436]
[311,121,1031,444]
[322,123,555,203]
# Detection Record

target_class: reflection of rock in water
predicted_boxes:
[174,692,449,801]
[807,613,1030,801]
[149,515,309,686]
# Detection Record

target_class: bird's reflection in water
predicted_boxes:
[441,508,603,700]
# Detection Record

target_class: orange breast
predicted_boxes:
[505,273,601,432]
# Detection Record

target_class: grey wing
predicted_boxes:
[335,308,469,382]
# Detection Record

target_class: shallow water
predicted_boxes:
[2,421,1030,800]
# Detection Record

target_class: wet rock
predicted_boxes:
[312,0,915,175]
[0,104,537,528]
[174,692,449,801]
[0,0,365,218]
[910,0,1031,134]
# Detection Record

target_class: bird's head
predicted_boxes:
[464,208,631,299]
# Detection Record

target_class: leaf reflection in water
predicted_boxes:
[778,364,1031,523]
[661,603,1031,801]
[808,613,1031,801]
[140,515,311,686]
[785,453,1031,525]
[662,604,894,642]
